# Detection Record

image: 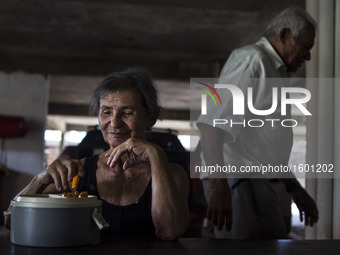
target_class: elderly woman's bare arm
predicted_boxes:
[21,157,84,194]
[150,157,190,240]
[4,157,84,229]
[106,137,190,240]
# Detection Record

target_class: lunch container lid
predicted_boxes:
[11,194,102,208]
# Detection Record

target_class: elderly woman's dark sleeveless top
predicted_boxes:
[77,154,156,239]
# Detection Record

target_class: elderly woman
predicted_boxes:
[5,67,190,240]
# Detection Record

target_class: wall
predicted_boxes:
[0,71,49,222]
[306,0,340,239]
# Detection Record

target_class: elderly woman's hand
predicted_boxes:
[3,157,84,230]
[105,138,159,170]
[36,157,84,192]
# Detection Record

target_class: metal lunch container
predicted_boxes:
[9,194,109,247]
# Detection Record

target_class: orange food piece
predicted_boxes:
[62,192,74,198]
[78,191,88,198]
[61,191,88,198]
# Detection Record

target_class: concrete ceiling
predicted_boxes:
[0,0,305,133]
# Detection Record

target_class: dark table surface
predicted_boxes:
[1,227,340,255]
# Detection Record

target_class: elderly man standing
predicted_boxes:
[197,7,318,239]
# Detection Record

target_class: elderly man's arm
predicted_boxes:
[198,123,233,231]
[280,178,318,226]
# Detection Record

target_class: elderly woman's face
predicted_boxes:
[98,89,153,148]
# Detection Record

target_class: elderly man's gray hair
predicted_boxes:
[263,6,316,39]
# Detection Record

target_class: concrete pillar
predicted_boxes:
[315,0,335,240]
[332,0,340,239]
[306,0,338,239]
[305,0,319,239]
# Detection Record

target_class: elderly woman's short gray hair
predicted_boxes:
[263,6,316,39]
[89,67,161,120]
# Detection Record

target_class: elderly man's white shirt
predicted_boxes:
[197,37,293,179]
